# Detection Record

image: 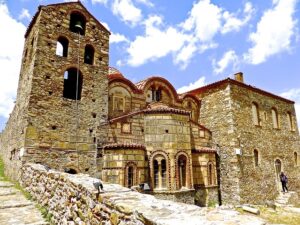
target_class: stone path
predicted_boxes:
[0,178,48,225]
[275,191,298,207]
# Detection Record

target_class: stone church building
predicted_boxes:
[0,1,299,206]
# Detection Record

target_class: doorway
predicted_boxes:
[275,159,282,191]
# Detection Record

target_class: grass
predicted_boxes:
[258,207,300,225]
[0,156,53,223]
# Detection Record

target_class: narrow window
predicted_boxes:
[254,149,259,167]
[127,166,134,188]
[295,152,298,166]
[178,155,187,188]
[154,160,159,188]
[156,89,161,101]
[69,12,86,35]
[56,37,69,57]
[161,159,167,188]
[287,112,294,131]
[63,68,83,100]
[207,162,214,185]
[84,45,94,65]
[252,102,259,125]
[272,108,279,129]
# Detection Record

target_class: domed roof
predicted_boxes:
[108,67,124,77]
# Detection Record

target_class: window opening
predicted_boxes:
[127,166,134,188]
[178,155,187,188]
[208,163,213,185]
[56,37,69,57]
[254,149,259,167]
[63,68,83,100]
[84,45,94,65]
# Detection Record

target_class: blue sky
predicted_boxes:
[0,0,300,131]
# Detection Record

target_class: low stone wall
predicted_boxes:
[20,163,209,225]
[152,190,195,204]
[195,186,219,207]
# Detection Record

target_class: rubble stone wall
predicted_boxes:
[20,163,208,225]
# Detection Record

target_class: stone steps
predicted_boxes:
[274,191,298,207]
[0,180,48,225]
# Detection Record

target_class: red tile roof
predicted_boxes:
[186,78,294,104]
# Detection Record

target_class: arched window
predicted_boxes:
[63,68,83,100]
[295,152,298,166]
[56,37,69,57]
[69,12,86,35]
[252,102,260,125]
[153,155,167,189]
[287,112,294,131]
[178,155,187,189]
[84,45,94,65]
[254,149,259,167]
[272,108,279,128]
[207,162,214,186]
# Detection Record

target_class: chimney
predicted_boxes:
[234,72,244,83]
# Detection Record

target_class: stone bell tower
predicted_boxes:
[16,1,110,174]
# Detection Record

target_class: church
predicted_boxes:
[0,1,299,206]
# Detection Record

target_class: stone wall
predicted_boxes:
[20,163,211,225]
[196,83,240,205]
[195,79,300,204]
[230,83,300,203]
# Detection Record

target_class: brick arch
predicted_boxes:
[174,151,192,189]
[149,150,171,190]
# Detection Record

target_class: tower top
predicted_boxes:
[25,1,110,38]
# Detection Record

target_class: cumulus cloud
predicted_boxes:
[126,15,189,66]
[221,2,254,34]
[110,33,129,43]
[18,8,30,20]
[244,0,298,64]
[0,3,26,118]
[112,0,142,26]
[281,88,300,129]
[213,50,239,74]
[122,0,252,69]
[177,76,206,94]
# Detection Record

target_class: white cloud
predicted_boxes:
[126,15,189,66]
[110,33,129,43]
[0,3,26,118]
[221,2,254,34]
[244,0,297,64]
[181,0,222,42]
[135,0,154,7]
[91,0,108,5]
[281,88,300,129]
[177,76,206,94]
[213,50,238,74]
[18,8,30,20]
[112,0,142,26]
